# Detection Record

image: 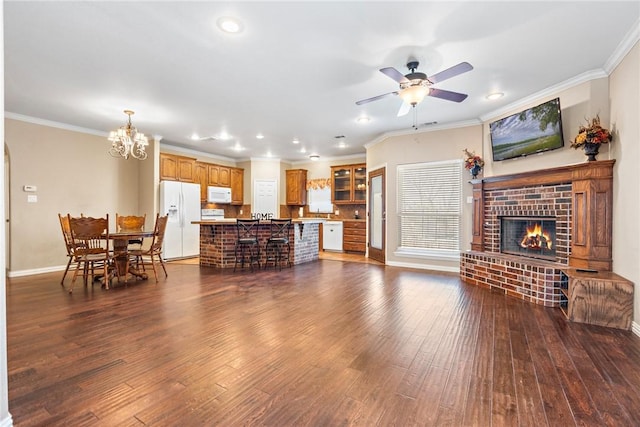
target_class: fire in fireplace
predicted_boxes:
[500,217,557,260]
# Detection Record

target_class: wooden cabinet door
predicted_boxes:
[230,168,244,205]
[177,157,196,183]
[352,164,366,203]
[286,169,307,205]
[160,153,179,181]
[194,162,208,201]
[332,166,352,204]
[218,166,231,187]
[207,165,220,186]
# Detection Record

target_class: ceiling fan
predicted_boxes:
[356,60,473,116]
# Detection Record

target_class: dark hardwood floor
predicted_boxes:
[6,258,640,426]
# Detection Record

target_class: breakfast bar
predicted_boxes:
[193,219,323,269]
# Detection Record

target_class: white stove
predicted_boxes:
[201,208,225,220]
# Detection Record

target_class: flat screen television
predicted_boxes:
[490,97,565,161]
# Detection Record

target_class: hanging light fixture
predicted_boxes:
[108,110,148,160]
[399,84,429,106]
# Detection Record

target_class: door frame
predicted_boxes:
[368,167,385,264]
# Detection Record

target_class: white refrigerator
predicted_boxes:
[160,181,201,259]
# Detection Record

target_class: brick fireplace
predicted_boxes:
[460,160,615,306]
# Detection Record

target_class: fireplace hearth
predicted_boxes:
[501,216,557,261]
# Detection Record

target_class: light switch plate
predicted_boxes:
[466,196,473,204]
[27,194,38,203]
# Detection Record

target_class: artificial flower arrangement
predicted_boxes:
[463,148,484,170]
[570,115,612,149]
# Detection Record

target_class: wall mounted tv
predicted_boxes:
[490,97,565,161]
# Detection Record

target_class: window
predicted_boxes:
[308,187,333,214]
[396,159,462,259]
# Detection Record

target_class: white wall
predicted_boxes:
[0,1,11,423]
[4,119,144,275]
[609,41,640,327]
[367,124,483,271]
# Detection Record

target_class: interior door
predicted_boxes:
[368,167,385,263]
[253,179,278,219]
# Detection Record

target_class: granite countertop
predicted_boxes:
[192,218,326,225]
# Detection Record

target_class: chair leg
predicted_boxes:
[61,257,73,286]
[103,259,110,290]
[69,260,84,293]
[158,255,168,278]
[149,255,159,283]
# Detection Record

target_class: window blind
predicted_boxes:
[397,159,462,252]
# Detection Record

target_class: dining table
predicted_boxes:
[109,230,155,283]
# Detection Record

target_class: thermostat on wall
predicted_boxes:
[23,185,37,192]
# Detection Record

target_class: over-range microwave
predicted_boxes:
[207,186,231,204]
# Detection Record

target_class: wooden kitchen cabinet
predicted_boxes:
[343,220,366,253]
[559,268,634,330]
[160,153,196,182]
[286,169,307,205]
[230,167,244,205]
[208,164,231,187]
[331,163,366,204]
[195,162,208,201]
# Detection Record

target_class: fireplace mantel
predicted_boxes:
[470,160,615,271]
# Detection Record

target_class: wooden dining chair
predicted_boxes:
[58,213,84,286]
[129,214,168,283]
[67,214,112,293]
[115,213,146,249]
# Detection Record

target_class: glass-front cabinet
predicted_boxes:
[331,163,366,204]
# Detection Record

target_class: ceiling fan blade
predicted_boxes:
[428,88,468,103]
[397,101,411,117]
[428,62,473,84]
[380,67,410,84]
[355,91,398,105]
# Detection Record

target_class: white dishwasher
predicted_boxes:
[323,221,343,251]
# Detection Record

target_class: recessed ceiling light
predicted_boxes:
[300,147,307,153]
[218,131,231,140]
[292,138,300,144]
[356,116,370,124]
[256,133,264,139]
[217,17,243,34]
[486,92,504,100]
[309,155,320,161]
[191,133,200,140]
[338,141,346,148]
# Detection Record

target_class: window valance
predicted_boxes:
[306,178,331,190]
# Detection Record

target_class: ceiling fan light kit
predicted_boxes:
[399,85,430,106]
[356,60,473,111]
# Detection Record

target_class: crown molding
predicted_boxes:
[364,118,482,150]
[478,69,608,123]
[604,17,640,74]
[4,111,106,137]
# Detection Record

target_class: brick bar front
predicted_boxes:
[197,221,320,269]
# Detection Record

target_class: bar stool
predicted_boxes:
[264,219,292,271]
[234,219,261,272]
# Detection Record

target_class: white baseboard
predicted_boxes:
[0,413,14,427]
[385,260,459,274]
[7,264,65,278]
[632,321,640,337]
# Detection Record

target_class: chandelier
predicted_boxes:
[108,110,149,160]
